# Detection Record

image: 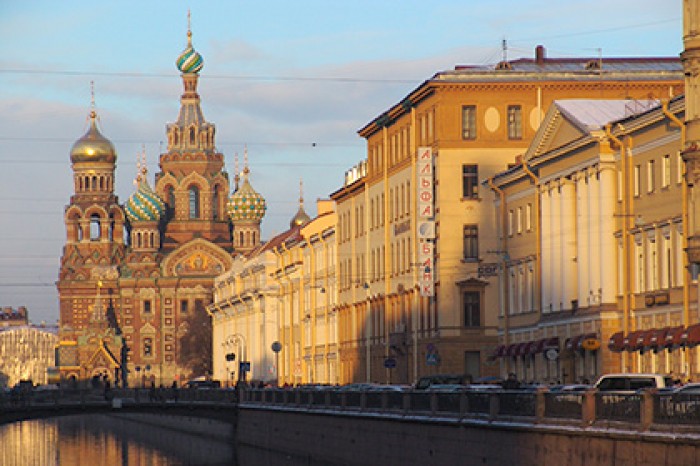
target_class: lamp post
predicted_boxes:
[223,333,247,383]
[271,341,282,386]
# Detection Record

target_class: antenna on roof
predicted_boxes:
[502,38,508,63]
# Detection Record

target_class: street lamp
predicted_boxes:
[223,334,247,383]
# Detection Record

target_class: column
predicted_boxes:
[599,163,618,303]
[576,172,590,307]
[561,178,577,310]
[541,184,552,313]
[589,169,602,306]
[552,181,562,312]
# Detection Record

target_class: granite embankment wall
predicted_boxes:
[237,406,700,466]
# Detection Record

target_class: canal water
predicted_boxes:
[0,414,344,466]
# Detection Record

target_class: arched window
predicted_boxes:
[189,186,200,219]
[90,214,101,241]
[189,127,196,145]
[166,186,175,219]
[239,231,244,246]
[212,186,219,219]
[173,129,179,146]
[109,214,115,241]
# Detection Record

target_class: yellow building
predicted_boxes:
[210,198,338,386]
[489,97,691,383]
[332,46,683,385]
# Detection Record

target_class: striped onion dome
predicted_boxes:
[125,171,165,223]
[227,168,266,222]
[176,30,203,74]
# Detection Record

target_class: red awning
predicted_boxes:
[531,338,547,354]
[494,345,506,358]
[683,324,700,347]
[514,342,528,357]
[505,344,518,357]
[565,334,588,351]
[543,337,560,351]
[608,331,624,352]
[666,326,686,349]
[650,327,670,350]
[623,330,644,351]
[637,329,655,351]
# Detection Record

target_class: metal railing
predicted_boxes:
[240,387,700,430]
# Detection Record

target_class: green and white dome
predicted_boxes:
[227,168,266,222]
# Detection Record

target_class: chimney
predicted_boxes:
[535,45,546,65]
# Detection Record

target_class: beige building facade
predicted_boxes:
[489,97,693,383]
[210,200,338,386]
[332,47,683,385]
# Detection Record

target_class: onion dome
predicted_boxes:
[70,110,117,164]
[176,28,203,74]
[228,167,266,222]
[290,179,311,228]
[125,160,165,223]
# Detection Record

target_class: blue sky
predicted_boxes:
[0,0,682,324]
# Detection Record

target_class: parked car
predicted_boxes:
[594,373,673,394]
[185,379,221,389]
[414,374,469,390]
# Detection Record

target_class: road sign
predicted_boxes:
[239,361,251,372]
[426,352,440,366]
[384,357,397,369]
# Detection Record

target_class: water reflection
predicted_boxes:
[0,414,235,465]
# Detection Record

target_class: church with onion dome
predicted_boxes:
[53,19,298,386]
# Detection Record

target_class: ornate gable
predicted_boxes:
[161,238,233,277]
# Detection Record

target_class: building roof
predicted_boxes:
[554,99,660,132]
[358,45,682,137]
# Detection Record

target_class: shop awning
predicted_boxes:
[531,337,559,354]
[493,345,506,358]
[665,326,686,349]
[683,324,700,347]
[649,327,670,350]
[514,342,529,357]
[505,344,518,357]
[623,330,644,351]
[608,331,625,352]
[637,329,655,351]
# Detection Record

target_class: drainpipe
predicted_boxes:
[605,124,632,372]
[487,177,509,362]
[662,100,690,328]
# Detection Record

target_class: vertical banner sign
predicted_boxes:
[417,147,435,297]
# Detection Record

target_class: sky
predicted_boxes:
[0,0,683,325]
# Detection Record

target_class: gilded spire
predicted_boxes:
[176,10,203,74]
[234,152,240,191]
[290,177,311,228]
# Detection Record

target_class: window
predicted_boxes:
[647,160,655,193]
[143,300,152,314]
[517,207,523,234]
[508,210,514,236]
[212,186,220,219]
[461,105,476,140]
[462,164,479,198]
[180,300,189,314]
[90,214,100,241]
[189,186,200,219]
[463,225,479,260]
[166,186,175,219]
[677,151,684,185]
[143,338,153,357]
[463,291,481,327]
[526,203,532,232]
[662,155,671,188]
[507,105,522,140]
[634,165,641,197]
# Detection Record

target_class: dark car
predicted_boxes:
[414,374,469,390]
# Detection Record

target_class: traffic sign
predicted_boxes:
[239,361,251,372]
[384,357,397,369]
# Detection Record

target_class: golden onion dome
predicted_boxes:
[290,206,311,228]
[70,111,117,164]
